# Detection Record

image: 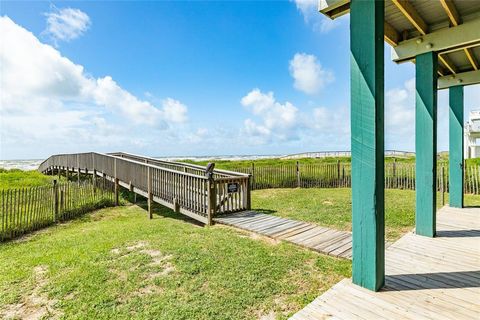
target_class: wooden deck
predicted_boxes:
[214,211,352,259]
[290,206,480,320]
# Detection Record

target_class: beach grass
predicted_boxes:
[0,169,63,190]
[183,155,480,171]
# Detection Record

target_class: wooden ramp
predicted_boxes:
[290,206,480,320]
[214,211,352,259]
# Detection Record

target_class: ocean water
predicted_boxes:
[0,159,44,171]
[0,154,282,171]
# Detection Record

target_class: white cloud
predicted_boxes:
[293,0,341,33]
[161,98,188,123]
[384,78,449,152]
[311,106,349,136]
[289,53,334,95]
[241,89,300,143]
[44,7,91,42]
[0,16,189,159]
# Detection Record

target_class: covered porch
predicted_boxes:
[291,0,480,318]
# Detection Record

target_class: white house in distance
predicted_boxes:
[465,110,480,158]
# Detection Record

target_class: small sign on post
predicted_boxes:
[227,182,239,193]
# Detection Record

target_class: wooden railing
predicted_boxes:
[38,152,251,224]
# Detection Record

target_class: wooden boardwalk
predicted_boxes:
[291,206,480,320]
[214,211,352,259]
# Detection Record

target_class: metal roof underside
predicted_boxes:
[319,0,480,88]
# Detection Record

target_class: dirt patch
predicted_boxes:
[249,233,280,246]
[322,200,334,206]
[140,249,173,267]
[146,264,175,279]
[135,285,164,296]
[0,265,62,320]
[109,241,175,303]
[126,241,148,251]
[259,311,276,320]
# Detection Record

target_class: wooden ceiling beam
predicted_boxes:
[439,0,461,26]
[437,64,449,77]
[391,0,428,35]
[439,54,457,74]
[464,47,479,70]
[384,21,400,46]
[439,0,478,71]
[438,69,480,89]
[391,18,480,62]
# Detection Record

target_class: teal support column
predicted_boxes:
[350,0,385,291]
[449,85,464,208]
[415,52,438,237]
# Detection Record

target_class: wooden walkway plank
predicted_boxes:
[214,211,353,259]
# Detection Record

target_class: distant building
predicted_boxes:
[465,111,480,158]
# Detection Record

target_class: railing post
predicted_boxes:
[58,166,61,180]
[147,166,153,219]
[93,169,97,195]
[251,162,255,190]
[53,180,58,222]
[207,178,216,226]
[246,175,252,210]
[102,172,106,195]
[66,167,69,181]
[296,161,301,188]
[114,158,119,206]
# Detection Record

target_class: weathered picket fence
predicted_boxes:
[39,152,251,225]
[0,179,115,241]
[230,161,480,194]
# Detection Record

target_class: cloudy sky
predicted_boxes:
[0,1,479,160]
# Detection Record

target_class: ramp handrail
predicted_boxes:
[39,152,251,224]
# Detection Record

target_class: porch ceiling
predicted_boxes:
[319,0,480,85]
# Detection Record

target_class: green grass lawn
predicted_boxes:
[251,188,480,242]
[0,169,63,189]
[0,204,350,320]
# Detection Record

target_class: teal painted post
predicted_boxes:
[350,0,385,291]
[415,52,438,237]
[449,85,464,208]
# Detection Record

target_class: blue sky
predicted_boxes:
[1,1,478,160]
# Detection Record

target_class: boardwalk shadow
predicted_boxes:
[251,208,276,215]
[135,200,204,227]
[436,229,480,237]
[385,270,480,290]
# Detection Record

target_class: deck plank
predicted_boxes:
[290,206,480,319]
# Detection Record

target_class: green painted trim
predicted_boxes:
[350,0,385,292]
[415,52,438,238]
[449,86,464,208]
